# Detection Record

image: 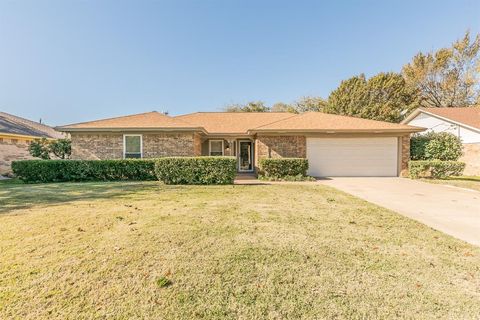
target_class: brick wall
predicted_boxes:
[255,136,306,167]
[193,133,202,156]
[71,132,197,160]
[0,138,34,175]
[460,143,480,175]
[400,135,410,177]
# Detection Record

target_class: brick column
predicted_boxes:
[400,135,410,177]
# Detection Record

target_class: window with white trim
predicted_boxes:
[209,140,224,156]
[124,135,142,158]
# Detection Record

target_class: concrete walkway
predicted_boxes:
[318,177,480,246]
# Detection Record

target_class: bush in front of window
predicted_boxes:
[154,156,237,185]
[11,159,157,183]
[258,158,309,179]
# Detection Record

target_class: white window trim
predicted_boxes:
[123,134,143,159]
[209,139,224,156]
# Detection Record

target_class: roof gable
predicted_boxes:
[407,107,480,131]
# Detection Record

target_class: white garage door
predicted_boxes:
[307,137,398,177]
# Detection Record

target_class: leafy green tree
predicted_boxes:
[224,101,270,112]
[326,72,419,122]
[402,31,480,107]
[49,139,72,159]
[28,138,72,159]
[28,138,51,159]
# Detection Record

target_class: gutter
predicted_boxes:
[247,127,426,134]
[55,127,208,134]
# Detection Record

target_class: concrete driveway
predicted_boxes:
[319,177,480,246]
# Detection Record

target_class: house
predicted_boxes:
[56,111,424,177]
[0,112,65,175]
[402,107,480,175]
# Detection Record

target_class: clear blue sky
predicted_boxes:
[1,0,479,126]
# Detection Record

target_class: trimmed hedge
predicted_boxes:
[409,160,465,179]
[258,158,308,178]
[154,156,236,185]
[12,159,156,183]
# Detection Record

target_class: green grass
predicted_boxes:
[0,181,479,319]
[421,176,480,192]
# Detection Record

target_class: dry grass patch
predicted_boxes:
[0,180,479,319]
[421,176,480,192]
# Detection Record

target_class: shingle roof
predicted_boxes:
[0,112,64,139]
[175,112,295,134]
[250,112,424,133]
[414,107,480,130]
[58,111,204,131]
[58,111,424,134]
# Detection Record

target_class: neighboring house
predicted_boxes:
[402,107,480,175]
[56,111,424,177]
[0,112,65,175]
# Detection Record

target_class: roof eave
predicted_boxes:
[248,127,426,134]
[56,127,208,134]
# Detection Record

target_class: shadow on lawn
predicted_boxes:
[0,180,162,214]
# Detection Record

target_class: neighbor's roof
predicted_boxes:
[57,111,205,132]
[58,110,424,134]
[402,107,480,131]
[0,112,64,139]
[175,112,295,134]
[249,112,425,133]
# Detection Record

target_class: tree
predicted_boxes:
[49,139,72,159]
[224,101,270,112]
[271,102,296,113]
[402,31,480,108]
[28,138,72,160]
[28,138,51,159]
[293,96,329,113]
[271,98,328,113]
[326,72,419,122]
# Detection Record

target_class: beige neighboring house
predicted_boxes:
[57,111,424,177]
[0,112,65,176]
[402,107,480,175]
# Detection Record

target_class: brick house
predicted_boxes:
[57,111,424,177]
[402,107,480,175]
[0,112,65,175]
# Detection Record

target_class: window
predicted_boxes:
[209,140,224,156]
[124,135,142,158]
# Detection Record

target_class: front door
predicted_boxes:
[238,140,253,172]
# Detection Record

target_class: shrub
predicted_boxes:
[154,157,236,185]
[258,158,309,178]
[409,160,465,179]
[258,174,316,182]
[410,132,463,161]
[12,159,156,183]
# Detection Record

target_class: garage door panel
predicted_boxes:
[307,137,398,177]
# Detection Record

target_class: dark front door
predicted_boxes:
[238,140,253,172]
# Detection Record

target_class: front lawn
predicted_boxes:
[0,181,479,319]
[421,176,480,192]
